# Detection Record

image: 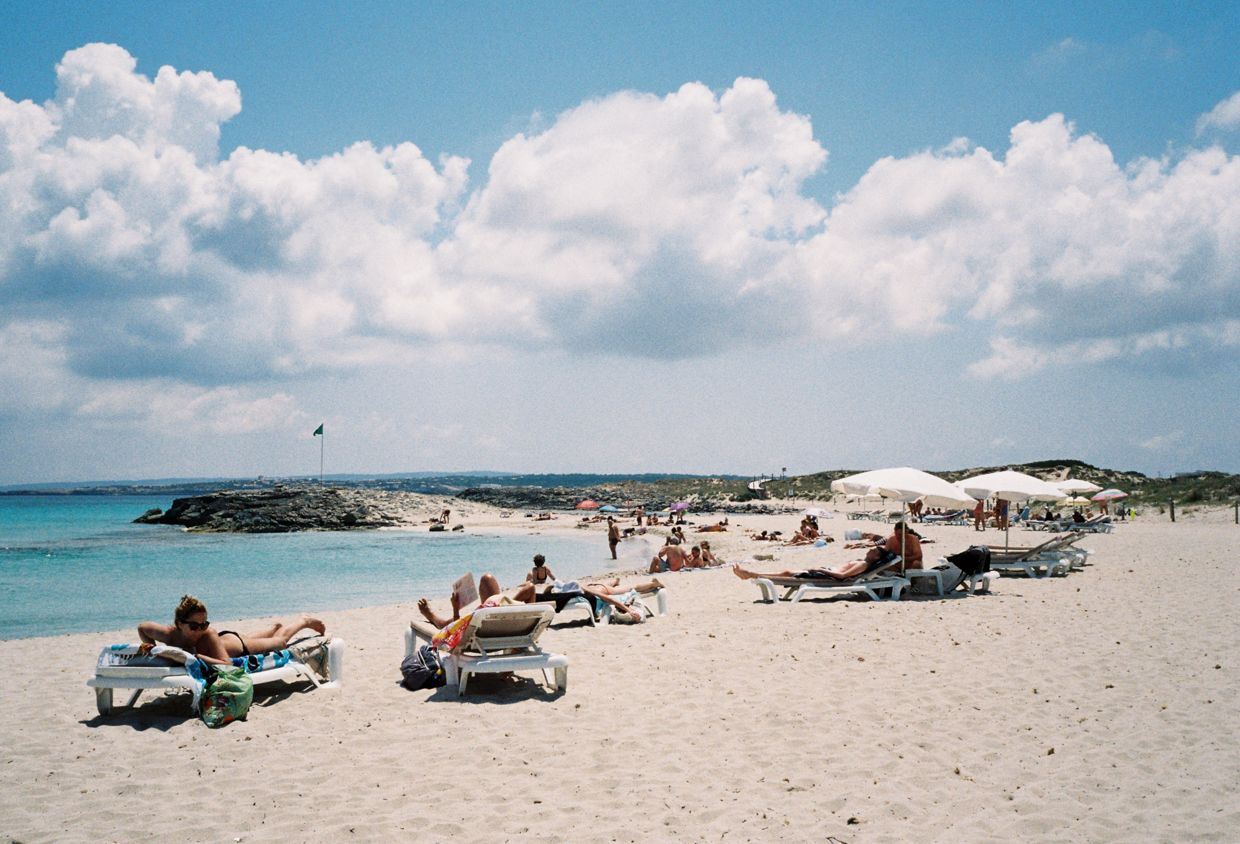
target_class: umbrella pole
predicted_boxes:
[901,502,907,577]
[1005,499,1012,553]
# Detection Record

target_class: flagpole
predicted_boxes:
[313,423,325,485]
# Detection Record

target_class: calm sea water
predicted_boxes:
[0,495,641,640]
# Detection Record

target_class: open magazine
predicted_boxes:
[451,572,478,608]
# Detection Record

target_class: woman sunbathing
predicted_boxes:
[138,595,326,665]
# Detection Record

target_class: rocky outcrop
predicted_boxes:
[133,486,421,532]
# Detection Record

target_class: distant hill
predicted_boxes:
[4,462,1235,509]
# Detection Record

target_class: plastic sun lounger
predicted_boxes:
[407,604,568,695]
[922,510,968,526]
[751,557,909,603]
[1069,516,1113,534]
[987,534,1091,571]
[87,638,346,717]
[989,558,1071,578]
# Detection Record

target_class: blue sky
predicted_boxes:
[1,1,1239,484]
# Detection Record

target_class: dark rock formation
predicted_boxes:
[133,486,417,533]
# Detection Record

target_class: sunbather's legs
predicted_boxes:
[732,564,799,580]
[221,613,327,656]
[581,585,642,622]
[584,579,662,594]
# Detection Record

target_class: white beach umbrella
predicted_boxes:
[1055,479,1103,494]
[960,470,1067,551]
[802,507,829,517]
[832,468,977,573]
[833,467,977,509]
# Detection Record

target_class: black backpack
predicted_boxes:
[400,645,446,690]
[946,545,991,576]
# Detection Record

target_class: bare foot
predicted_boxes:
[299,614,327,635]
[732,565,757,581]
[650,578,664,590]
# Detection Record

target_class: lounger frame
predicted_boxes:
[407,605,568,696]
[87,638,346,717]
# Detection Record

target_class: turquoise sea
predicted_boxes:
[0,495,619,640]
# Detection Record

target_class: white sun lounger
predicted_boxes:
[87,638,345,716]
[407,604,568,695]
[751,556,909,603]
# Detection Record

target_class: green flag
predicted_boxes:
[313,424,323,436]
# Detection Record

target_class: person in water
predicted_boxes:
[138,595,326,665]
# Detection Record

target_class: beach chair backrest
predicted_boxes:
[458,605,554,654]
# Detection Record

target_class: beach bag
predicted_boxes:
[946,545,991,577]
[401,645,446,690]
[200,664,254,728]
[286,635,330,680]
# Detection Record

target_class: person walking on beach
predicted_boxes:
[607,517,620,560]
[973,499,985,531]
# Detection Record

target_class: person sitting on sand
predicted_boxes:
[700,541,721,566]
[138,595,326,665]
[649,542,691,573]
[526,554,554,587]
[785,519,819,545]
[685,546,705,568]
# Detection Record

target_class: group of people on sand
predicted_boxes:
[139,514,926,668]
[140,551,667,658]
[417,555,664,626]
[648,537,722,572]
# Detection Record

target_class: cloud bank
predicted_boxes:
[3,44,1240,429]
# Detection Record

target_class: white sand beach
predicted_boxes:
[3,507,1238,843]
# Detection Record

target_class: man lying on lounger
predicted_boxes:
[138,595,327,665]
[417,571,664,628]
[733,522,921,582]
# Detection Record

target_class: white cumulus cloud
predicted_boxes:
[1197,90,1240,135]
[4,40,1240,428]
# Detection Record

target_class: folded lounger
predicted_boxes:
[87,637,345,717]
[1069,515,1113,534]
[407,604,568,695]
[921,510,968,526]
[987,534,1091,577]
[751,556,909,603]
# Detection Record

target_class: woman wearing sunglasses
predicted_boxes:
[137,595,326,664]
